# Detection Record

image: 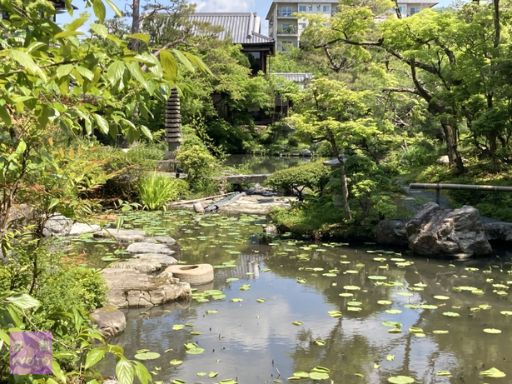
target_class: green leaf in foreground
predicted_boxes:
[116,358,135,384]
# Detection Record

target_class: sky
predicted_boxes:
[59,0,273,33]
[58,0,454,34]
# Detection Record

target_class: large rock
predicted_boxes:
[102,267,190,308]
[90,306,126,338]
[484,221,512,242]
[406,203,493,257]
[374,219,408,247]
[43,214,73,237]
[126,242,174,255]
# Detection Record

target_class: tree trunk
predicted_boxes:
[130,0,141,50]
[327,130,352,220]
[440,119,464,174]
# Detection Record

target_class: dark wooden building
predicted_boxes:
[188,13,275,75]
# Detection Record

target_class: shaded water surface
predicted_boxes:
[224,155,310,174]
[69,211,512,384]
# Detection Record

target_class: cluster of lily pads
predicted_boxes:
[68,210,512,383]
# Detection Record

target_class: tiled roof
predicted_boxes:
[189,13,274,45]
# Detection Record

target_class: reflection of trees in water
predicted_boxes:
[290,318,378,383]
[265,248,512,383]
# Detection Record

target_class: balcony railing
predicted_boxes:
[277,26,298,34]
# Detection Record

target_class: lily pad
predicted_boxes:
[442,311,460,318]
[328,310,343,318]
[343,285,361,291]
[184,343,205,355]
[480,367,506,378]
[387,376,415,384]
[134,351,161,361]
[483,328,502,334]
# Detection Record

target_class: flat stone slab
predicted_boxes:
[126,242,174,255]
[69,223,101,236]
[95,228,147,242]
[102,268,191,308]
[219,195,296,215]
[150,236,176,245]
[90,305,126,338]
[110,253,177,273]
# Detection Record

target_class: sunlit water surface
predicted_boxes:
[66,211,512,384]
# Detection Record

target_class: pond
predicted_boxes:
[67,211,512,384]
[224,155,310,175]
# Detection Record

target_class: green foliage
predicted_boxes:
[176,134,221,194]
[138,173,189,210]
[36,266,106,314]
[0,292,151,384]
[266,161,331,201]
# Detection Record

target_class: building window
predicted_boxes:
[278,6,293,17]
[398,5,406,15]
[299,5,307,12]
[323,5,331,13]
[308,5,313,11]
[409,7,420,15]
[316,5,322,12]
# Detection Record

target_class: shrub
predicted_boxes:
[36,266,106,314]
[265,161,331,201]
[138,173,189,210]
[176,139,221,194]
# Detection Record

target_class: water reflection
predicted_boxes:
[70,211,512,383]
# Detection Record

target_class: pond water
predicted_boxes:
[224,155,310,174]
[68,211,512,384]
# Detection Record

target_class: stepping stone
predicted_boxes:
[69,223,101,236]
[126,242,173,255]
[95,229,147,242]
[151,236,177,245]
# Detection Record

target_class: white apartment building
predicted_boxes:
[266,0,438,52]
[266,1,339,52]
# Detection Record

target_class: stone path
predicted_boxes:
[170,192,296,215]
[44,218,192,309]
